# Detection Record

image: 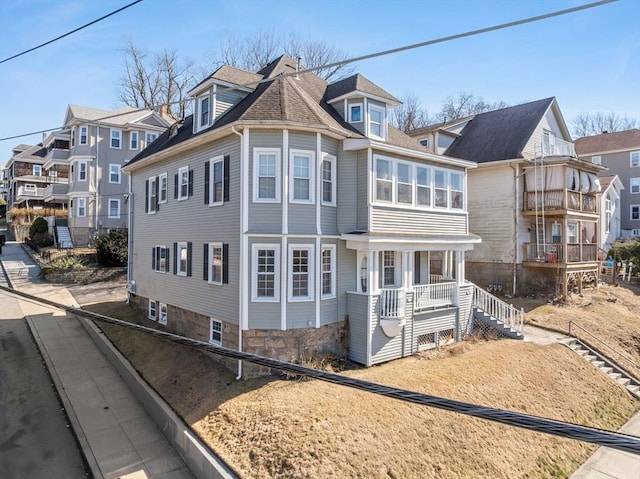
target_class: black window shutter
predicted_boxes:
[186,242,193,276]
[204,161,210,205]
[222,243,229,284]
[165,247,170,272]
[203,243,209,281]
[173,242,177,274]
[223,155,230,202]
[152,247,156,270]
[188,169,194,197]
[155,175,160,211]
[414,251,421,285]
[145,179,149,212]
[174,174,178,199]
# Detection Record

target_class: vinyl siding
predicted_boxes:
[522,109,566,158]
[215,90,246,119]
[371,207,468,235]
[346,292,369,365]
[337,148,359,233]
[356,150,368,231]
[320,136,340,235]
[370,295,411,365]
[130,133,241,326]
[596,151,640,231]
[248,130,284,233]
[466,165,516,263]
[346,99,365,135]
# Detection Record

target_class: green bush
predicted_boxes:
[29,217,48,237]
[95,229,128,267]
[40,256,87,277]
[31,231,54,248]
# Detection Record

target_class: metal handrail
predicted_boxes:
[568,321,640,373]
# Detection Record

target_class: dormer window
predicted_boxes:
[368,104,385,140]
[199,96,210,129]
[349,104,362,123]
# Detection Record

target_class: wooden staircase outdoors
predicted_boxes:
[471,284,524,339]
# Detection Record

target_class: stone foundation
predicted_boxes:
[466,261,515,294]
[129,293,347,377]
[69,227,92,247]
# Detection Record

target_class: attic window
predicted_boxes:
[199,97,210,128]
[349,104,362,123]
[368,104,385,140]
[419,138,429,148]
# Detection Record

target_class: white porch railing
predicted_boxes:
[413,282,457,312]
[472,284,524,335]
[429,274,454,284]
[379,288,406,320]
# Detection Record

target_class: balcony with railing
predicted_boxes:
[379,282,457,320]
[43,147,70,169]
[523,243,598,265]
[16,184,45,200]
[523,189,598,215]
[43,182,69,202]
[543,137,576,157]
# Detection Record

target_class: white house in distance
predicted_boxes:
[121,55,524,376]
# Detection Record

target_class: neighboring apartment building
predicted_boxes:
[122,55,487,374]
[575,129,640,238]
[411,98,605,296]
[41,105,170,245]
[3,143,67,212]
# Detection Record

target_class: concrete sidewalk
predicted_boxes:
[0,241,193,479]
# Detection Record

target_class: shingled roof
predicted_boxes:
[574,129,640,155]
[325,74,400,104]
[445,98,555,163]
[128,54,422,166]
[67,105,156,126]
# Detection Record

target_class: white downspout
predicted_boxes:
[94,123,100,240]
[511,162,520,295]
[232,125,244,380]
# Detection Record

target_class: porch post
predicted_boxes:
[403,251,413,289]
[456,251,465,285]
[372,251,379,294]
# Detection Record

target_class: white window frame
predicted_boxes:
[419,138,429,148]
[631,151,640,168]
[158,173,168,204]
[153,245,169,273]
[253,148,281,203]
[209,318,222,346]
[209,156,224,206]
[321,245,336,299]
[208,242,223,285]
[321,153,336,206]
[77,197,86,217]
[177,242,188,276]
[396,161,413,205]
[349,103,363,123]
[198,96,211,130]
[109,163,121,184]
[450,171,464,209]
[375,157,393,203]
[288,244,314,302]
[381,250,400,288]
[79,126,88,145]
[130,131,139,150]
[434,169,448,208]
[591,156,601,165]
[32,164,42,176]
[78,161,87,182]
[158,303,167,325]
[290,149,315,204]
[631,205,640,221]
[567,221,578,243]
[178,166,189,201]
[630,177,640,194]
[251,244,280,302]
[148,176,157,214]
[368,104,386,140]
[71,126,75,148]
[146,132,158,145]
[108,199,120,219]
[110,129,122,149]
[148,300,157,320]
[416,165,431,207]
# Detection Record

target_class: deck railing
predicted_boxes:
[472,284,524,335]
[379,288,406,320]
[413,282,456,312]
[524,243,597,263]
[523,189,598,214]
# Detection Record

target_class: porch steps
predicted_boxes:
[55,226,73,249]
[472,309,523,340]
[559,338,640,400]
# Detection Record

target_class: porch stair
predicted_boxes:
[471,284,524,340]
[559,338,640,400]
[55,226,73,249]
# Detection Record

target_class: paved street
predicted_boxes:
[0,289,87,479]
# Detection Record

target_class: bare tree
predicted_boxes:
[437,91,508,122]
[571,112,639,138]
[207,30,355,81]
[390,94,435,133]
[118,42,197,120]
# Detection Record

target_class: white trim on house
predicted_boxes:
[289,149,315,204]
[130,131,139,150]
[148,299,157,320]
[78,161,88,182]
[176,242,188,276]
[158,172,168,204]
[349,103,363,123]
[108,198,120,219]
[109,163,121,184]
[208,242,223,285]
[79,126,88,145]
[208,155,224,206]
[77,197,87,217]
[321,153,337,207]
[288,244,314,302]
[630,151,640,168]
[110,128,122,149]
[158,302,167,325]
[209,318,222,346]
[251,243,280,302]
[177,166,189,201]
[367,103,386,141]
[252,147,281,203]
[321,244,336,299]
[148,176,157,214]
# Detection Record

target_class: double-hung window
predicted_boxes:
[375,158,392,202]
[207,242,223,285]
[289,245,314,301]
[322,154,336,205]
[110,129,121,149]
[148,300,157,320]
[130,131,139,150]
[631,178,640,194]
[254,148,280,202]
[148,176,157,213]
[108,199,120,219]
[178,166,189,200]
[175,242,191,276]
[78,162,87,181]
[631,151,640,168]
[33,165,42,176]
[209,319,222,346]
[109,164,120,184]
[208,156,224,205]
[158,303,167,325]
[199,96,210,129]
[79,126,88,145]
[381,250,396,287]
[416,166,431,207]
[152,246,169,273]
[252,244,279,301]
[321,245,336,299]
[632,205,640,221]
[290,150,314,203]
[77,197,86,217]
[368,104,385,139]
[396,162,413,205]
[450,172,464,209]
[159,173,168,203]
[434,169,448,208]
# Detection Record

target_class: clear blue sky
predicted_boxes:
[1,0,639,170]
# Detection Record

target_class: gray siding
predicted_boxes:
[216,90,246,119]
[346,292,370,365]
[131,134,241,326]
[246,238,282,330]
[596,150,640,231]
[347,98,365,136]
[337,149,358,233]
[371,207,468,235]
[248,130,284,233]
[356,150,368,231]
[369,295,411,365]
[288,204,316,234]
[320,136,339,235]
[457,283,474,337]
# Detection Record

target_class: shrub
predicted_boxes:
[31,231,54,248]
[29,217,48,237]
[40,256,87,277]
[95,229,128,267]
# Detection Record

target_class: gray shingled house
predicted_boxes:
[122,55,508,375]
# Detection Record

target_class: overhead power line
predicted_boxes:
[1,284,639,456]
[0,0,144,65]
[0,0,617,143]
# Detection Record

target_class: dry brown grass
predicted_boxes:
[83,289,640,479]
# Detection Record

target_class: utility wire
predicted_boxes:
[0,0,617,142]
[1,283,639,455]
[0,0,144,65]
